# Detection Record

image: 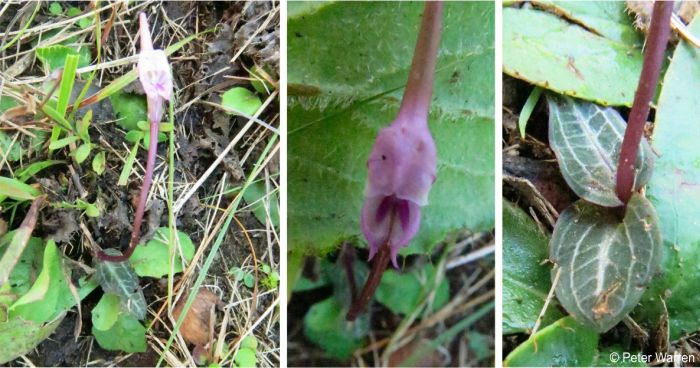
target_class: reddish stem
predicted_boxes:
[396,1,443,126]
[346,244,391,321]
[616,1,672,204]
[97,118,159,262]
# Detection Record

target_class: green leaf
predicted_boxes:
[66,6,81,17]
[288,2,494,256]
[109,92,147,131]
[635,17,700,340]
[72,142,92,164]
[48,2,63,16]
[240,335,258,350]
[125,130,145,143]
[92,307,147,353]
[0,233,44,297]
[9,241,76,323]
[503,200,563,334]
[0,315,64,364]
[76,199,100,217]
[303,297,368,359]
[243,181,279,227]
[94,252,147,320]
[48,135,79,150]
[35,45,90,71]
[547,94,653,207]
[92,293,120,331]
[221,87,262,116]
[550,194,662,333]
[0,176,41,202]
[92,151,106,175]
[532,1,643,45]
[243,273,255,288]
[130,227,195,278]
[233,348,257,367]
[16,160,64,182]
[375,263,449,316]
[503,7,643,106]
[504,316,599,367]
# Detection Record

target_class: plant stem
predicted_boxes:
[346,244,391,321]
[396,1,443,126]
[167,101,176,311]
[616,1,672,204]
[97,110,160,262]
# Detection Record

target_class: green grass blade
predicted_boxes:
[118,141,140,186]
[57,55,79,117]
[518,86,543,139]
[42,104,74,132]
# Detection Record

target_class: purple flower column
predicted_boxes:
[348,1,443,320]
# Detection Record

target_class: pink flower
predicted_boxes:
[361,121,436,268]
[137,12,172,124]
[360,2,442,268]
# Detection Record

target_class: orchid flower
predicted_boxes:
[361,2,442,268]
[98,13,172,262]
[348,2,443,321]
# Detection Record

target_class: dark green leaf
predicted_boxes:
[109,92,147,131]
[547,94,653,207]
[635,17,700,340]
[503,200,562,334]
[375,263,449,316]
[550,194,662,332]
[94,251,147,320]
[243,181,279,227]
[303,297,368,359]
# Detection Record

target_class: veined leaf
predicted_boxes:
[550,194,662,332]
[94,251,147,321]
[547,94,653,207]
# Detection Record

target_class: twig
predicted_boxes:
[446,243,495,270]
[531,266,560,337]
[616,1,673,204]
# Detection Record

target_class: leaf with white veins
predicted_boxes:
[547,94,653,207]
[550,193,662,332]
[94,250,146,320]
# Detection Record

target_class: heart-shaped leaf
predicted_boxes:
[94,251,147,320]
[129,227,195,278]
[547,94,653,207]
[303,297,369,360]
[550,193,662,332]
